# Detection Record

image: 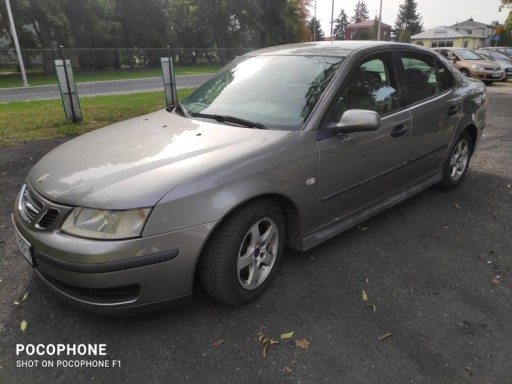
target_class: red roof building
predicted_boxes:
[345,19,392,41]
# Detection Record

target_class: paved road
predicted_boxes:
[0,74,212,103]
[0,83,511,384]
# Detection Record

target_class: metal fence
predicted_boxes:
[1,47,252,100]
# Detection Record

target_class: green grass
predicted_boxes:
[0,65,219,88]
[0,88,193,144]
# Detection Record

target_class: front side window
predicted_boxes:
[333,55,399,120]
[400,51,454,104]
[181,55,343,130]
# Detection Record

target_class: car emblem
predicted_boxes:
[37,174,50,183]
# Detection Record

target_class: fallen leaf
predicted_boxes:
[362,289,368,302]
[210,339,225,348]
[454,203,461,209]
[283,367,293,374]
[367,303,377,312]
[295,338,310,350]
[22,292,29,301]
[378,332,392,341]
[262,344,269,359]
[20,320,27,333]
[256,326,279,359]
[14,301,19,306]
[280,331,294,339]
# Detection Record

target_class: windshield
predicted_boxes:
[455,50,484,60]
[181,55,343,130]
[489,51,510,60]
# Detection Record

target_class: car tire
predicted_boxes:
[460,69,470,77]
[199,199,285,306]
[439,130,473,189]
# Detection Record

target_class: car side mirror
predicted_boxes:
[328,109,380,135]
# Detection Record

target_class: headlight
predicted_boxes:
[62,207,151,239]
[470,64,484,71]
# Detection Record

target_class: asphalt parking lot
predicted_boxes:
[1,82,511,384]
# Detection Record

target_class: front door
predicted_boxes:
[315,52,412,234]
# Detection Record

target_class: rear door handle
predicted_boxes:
[447,105,458,116]
[391,124,408,138]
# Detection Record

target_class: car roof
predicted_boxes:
[245,41,428,58]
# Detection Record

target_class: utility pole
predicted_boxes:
[5,0,29,86]
[313,0,317,41]
[377,0,383,41]
[330,0,335,40]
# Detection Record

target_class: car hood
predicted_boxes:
[460,59,501,69]
[28,109,293,209]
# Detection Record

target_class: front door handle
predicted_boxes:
[391,124,408,138]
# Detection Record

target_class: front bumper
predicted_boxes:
[12,185,216,314]
[473,69,503,81]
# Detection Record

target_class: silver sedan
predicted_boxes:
[13,41,487,313]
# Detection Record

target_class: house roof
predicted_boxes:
[411,26,483,40]
[450,18,499,29]
[347,19,391,29]
[412,18,501,41]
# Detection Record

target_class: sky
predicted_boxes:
[312,0,506,36]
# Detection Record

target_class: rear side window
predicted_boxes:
[400,51,454,105]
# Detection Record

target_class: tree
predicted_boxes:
[308,17,324,41]
[168,0,206,48]
[258,0,311,47]
[369,17,379,40]
[114,0,173,48]
[196,0,262,64]
[3,0,71,74]
[500,1,512,45]
[351,1,369,22]
[394,0,422,43]
[0,0,315,71]
[333,9,349,40]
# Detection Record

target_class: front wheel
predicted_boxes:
[199,199,285,306]
[439,130,473,189]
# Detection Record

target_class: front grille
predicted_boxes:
[38,209,60,229]
[18,184,60,229]
[19,184,43,223]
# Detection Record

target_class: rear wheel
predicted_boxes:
[439,130,473,189]
[199,199,284,306]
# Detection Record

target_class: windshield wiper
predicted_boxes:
[191,113,266,129]
[166,103,191,118]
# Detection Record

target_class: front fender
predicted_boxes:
[142,131,320,238]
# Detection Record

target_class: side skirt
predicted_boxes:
[300,171,443,251]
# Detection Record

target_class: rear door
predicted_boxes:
[397,49,460,182]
